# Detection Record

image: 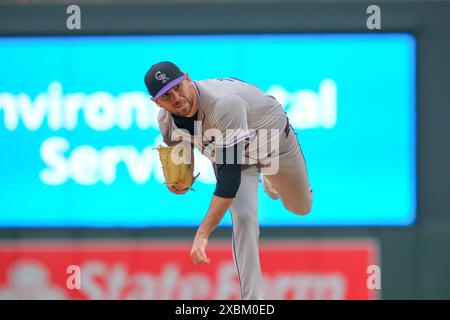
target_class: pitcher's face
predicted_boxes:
[153,74,198,117]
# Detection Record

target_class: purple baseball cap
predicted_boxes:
[144,61,186,99]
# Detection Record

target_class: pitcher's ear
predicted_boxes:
[151,98,161,107]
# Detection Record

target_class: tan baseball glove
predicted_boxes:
[156,144,198,194]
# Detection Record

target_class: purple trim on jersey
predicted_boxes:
[153,74,186,99]
[193,81,201,98]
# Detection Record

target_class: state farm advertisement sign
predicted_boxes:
[0,240,379,300]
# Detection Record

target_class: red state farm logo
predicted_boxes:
[0,241,378,300]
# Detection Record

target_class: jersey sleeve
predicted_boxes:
[157,109,178,146]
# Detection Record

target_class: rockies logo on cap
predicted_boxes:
[155,71,169,84]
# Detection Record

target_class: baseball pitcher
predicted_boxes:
[144,61,313,300]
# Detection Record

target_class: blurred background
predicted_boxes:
[0,0,449,300]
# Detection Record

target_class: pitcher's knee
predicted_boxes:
[288,203,311,215]
[233,212,259,228]
[287,193,312,216]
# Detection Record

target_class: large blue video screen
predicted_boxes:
[0,34,416,227]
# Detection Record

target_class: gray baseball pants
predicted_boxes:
[229,125,312,300]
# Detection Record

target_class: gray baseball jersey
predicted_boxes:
[157,77,312,300]
[158,78,286,166]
